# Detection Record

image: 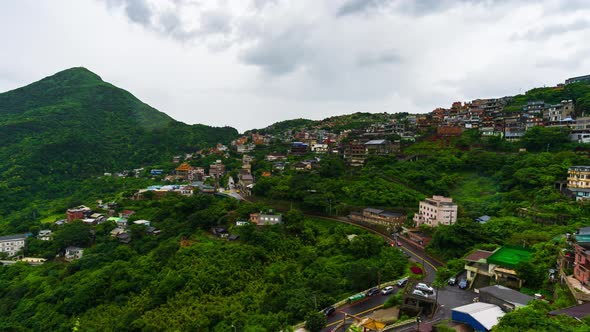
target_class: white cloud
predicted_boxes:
[1,0,590,132]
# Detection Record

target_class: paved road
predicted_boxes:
[311,216,476,331]
[224,176,245,200]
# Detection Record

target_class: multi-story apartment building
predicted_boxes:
[66,205,91,222]
[208,160,226,178]
[413,195,458,227]
[0,234,27,257]
[568,166,590,201]
[349,208,406,227]
[573,227,590,289]
[565,74,590,85]
[547,100,574,122]
[343,142,368,166]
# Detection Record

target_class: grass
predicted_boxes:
[450,172,502,217]
[40,214,63,224]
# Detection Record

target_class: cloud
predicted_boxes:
[125,0,152,25]
[336,0,385,16]
[515,19,590,41]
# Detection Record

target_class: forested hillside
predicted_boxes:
[0,68,238,221]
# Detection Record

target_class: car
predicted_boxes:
[448,277,457,286]
[322,306,335,316]
[412,289,428,298]
[416,283,434,293]
[458,279,468,289]
[381,286,395,295]
[397,277,409,287]
[366,287,380,297]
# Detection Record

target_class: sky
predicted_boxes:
[1,0,590,132]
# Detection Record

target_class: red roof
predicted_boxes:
[464,249,494,262]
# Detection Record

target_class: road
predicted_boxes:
[224,176,245,200]
[312,216,475,331]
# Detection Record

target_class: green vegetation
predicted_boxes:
[0,194,408,331]
[0,67,238,227]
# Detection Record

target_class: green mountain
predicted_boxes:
[0,67,238,217]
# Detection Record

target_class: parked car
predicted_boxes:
[458,279,468,289]
[397,277,409,287]
[381,286,395,295]
[416,283,434,293]
[322,306,335,316]
[412,289,428,298]
[448,277,457,286]
[366,287,380,297]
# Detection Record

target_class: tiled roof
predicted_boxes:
[464,250,494,262]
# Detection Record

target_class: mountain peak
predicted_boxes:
[41,67,103,86]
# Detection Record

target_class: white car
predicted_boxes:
[381,286,395,295]
[416,283,434,293]
[412,289,428,298]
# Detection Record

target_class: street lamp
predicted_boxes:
[231,325,236,332]
[416,316,422,331]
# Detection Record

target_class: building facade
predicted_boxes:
[567,166,590,201]
[0,234,27,257]
[413,196,458,227]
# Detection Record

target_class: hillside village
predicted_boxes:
[2,74,590,331]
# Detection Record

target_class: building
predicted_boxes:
[547,100,574,122]
[573,227,590,289]
[37,230,52,241]
[451,302,505,331]
[364,139,399,155]
[66,205,91,222]
[291,142,309,155]
[0,234,27,257]
[250,211,283,225]
[64,246,84,261]
[565,74,590,85]
[478,285,533,311]
[464,249,495,284]
[413,196,458,227]
[343,142,368,166]
[486,246,534,288]
[209,160,226,178]
[349,208,406,227]
[567,166,590,201]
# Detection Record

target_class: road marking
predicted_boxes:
[401,245,438,272]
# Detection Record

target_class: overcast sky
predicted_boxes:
[1,0,590,132]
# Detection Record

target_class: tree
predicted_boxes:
[304,312,326,332]
[53,221,92,251]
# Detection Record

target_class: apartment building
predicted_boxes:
[0,234,27,257]
[413,195,458,227]
[567,166,590,201]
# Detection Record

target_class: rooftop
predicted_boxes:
[452,302,505,331]
[487,246,534,269]
[549,302,590,319]
[464,249,494,263]
[0,234,28,241]
[479,285,533,307]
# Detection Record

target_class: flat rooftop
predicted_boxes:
[487,246,534,269]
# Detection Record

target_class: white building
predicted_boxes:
[413,195,458,227]
[0,234,27,257]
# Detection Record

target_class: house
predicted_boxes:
[212,226,229,238]
[110,227,126,237]
[209,160,226,178]
[291,142,309,155]
[133,220,151,227]
[90,213,106,223]
[250,211,283,225]
[150,169,164,176]
[266,154,287,161]
[146,226,161,235]
[66,205,91,222]
[65,246,84,261]
[413,196,458,227]
[116,232,131,244]
[549,302,590,320]
[122,210,135,218]
[235,221,250,226]
[228,234,239,241]
[349,208,406,227]
[478,285,533,311]
[486,246,534,288]
[0,234,27,257]
[567,166,590,201]
[464,249,495,284]
[37,230,52,241]
[364,139,399,155]
[573,227,590,289]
